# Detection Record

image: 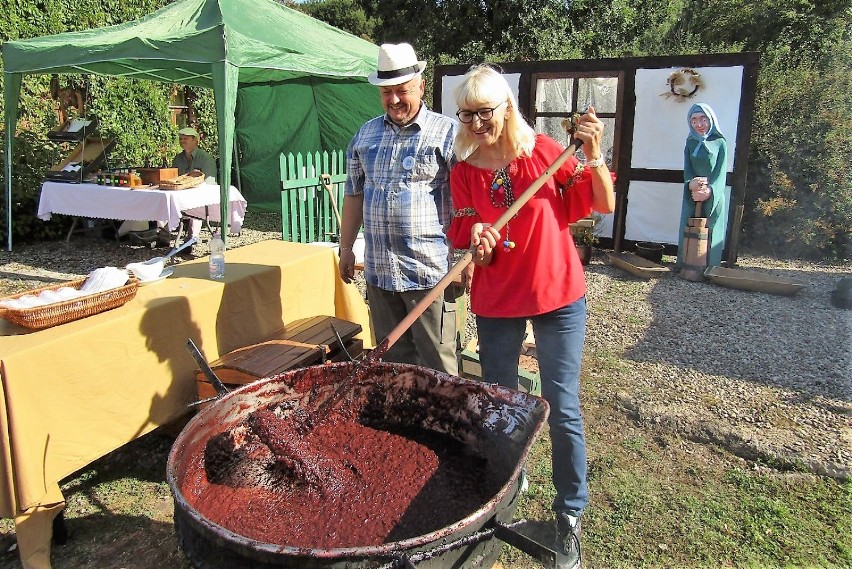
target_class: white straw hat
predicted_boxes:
[368,43,427,86]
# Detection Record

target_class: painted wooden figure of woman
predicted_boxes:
[678,102,728,268]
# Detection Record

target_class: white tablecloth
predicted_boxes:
[37,182,247,232]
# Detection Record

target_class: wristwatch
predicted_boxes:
[586,156,605,168]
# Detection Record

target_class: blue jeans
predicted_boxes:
[476,297,588,515]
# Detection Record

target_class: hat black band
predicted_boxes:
[376,64,420,80]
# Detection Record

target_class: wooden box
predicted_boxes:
[195,316,363,404]
[44,136,114,183]
[460,338,540,396]
[138,167,178,185]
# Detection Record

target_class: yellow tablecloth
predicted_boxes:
[0,240,372,569]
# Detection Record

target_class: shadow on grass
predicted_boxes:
[35,513,190,569]
[1,430,194,569]
[586,259,850,402]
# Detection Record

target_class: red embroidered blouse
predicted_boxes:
[448,135,603,318]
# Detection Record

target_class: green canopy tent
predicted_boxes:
[2,0,382,250]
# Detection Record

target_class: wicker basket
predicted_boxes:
[158,171,205,190]
[0,276,139,330]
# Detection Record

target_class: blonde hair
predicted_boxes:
[453,64,536,161]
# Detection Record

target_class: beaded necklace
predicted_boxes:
[490,167,515,208]
[490,163,518,252]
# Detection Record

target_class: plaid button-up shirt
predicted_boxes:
[345,105,457,291]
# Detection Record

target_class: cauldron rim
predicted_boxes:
[167,361,548,560]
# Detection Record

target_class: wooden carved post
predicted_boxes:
[680,202,708,281]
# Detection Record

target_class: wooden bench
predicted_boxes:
[196,315,363,402]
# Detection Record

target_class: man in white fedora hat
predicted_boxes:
[338,42,460,374]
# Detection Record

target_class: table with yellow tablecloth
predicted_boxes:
[0,240,373,569]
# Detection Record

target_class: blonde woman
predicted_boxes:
[446,65,614,569]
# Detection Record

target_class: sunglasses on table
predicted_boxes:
[456,101,507,123]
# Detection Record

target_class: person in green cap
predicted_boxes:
[153,127,217,252]
[129,127,217,249]
[173,126,216,180]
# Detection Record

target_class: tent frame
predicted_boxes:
[3,0,380,251]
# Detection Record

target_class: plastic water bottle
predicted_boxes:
[209,232,225,279]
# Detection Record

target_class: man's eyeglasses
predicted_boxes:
[456,101,507,123]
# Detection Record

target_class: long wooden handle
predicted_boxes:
[320,174,343,227]
[371,138,584,360]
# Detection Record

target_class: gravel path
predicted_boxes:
[1,218,849,478]
[0,214,282,295]
[580,252,850,479]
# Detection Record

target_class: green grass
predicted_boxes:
[501,423,852,569]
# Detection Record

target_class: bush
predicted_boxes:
[745,47,852,260]
[0,129,72,243]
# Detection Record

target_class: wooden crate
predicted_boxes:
[460,338,541,396]
[196,315,363,402]
[138,167,179,185]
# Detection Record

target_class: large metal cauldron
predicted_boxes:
[167,361,549,568]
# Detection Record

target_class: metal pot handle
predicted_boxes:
[186,338,229,404]
[372,518,558,569]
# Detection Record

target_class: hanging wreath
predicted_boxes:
[661,68,704,101]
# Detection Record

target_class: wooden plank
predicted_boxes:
[264,315,361,347]
[196,380,219,402]
[197,343,322,385]
[306,152,317,243]
[264,338,331,352]
[606,252,670,279]
[268,315,325,337]
[704,266,805,296]
[460,339,541,396]
[292,322,348,347]
[215,342,323,375]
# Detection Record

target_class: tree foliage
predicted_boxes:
[678,0,849,56]
[747,46,852,259]
[669,0,852,259]
[1,0,849,258]
[345,0,851,260]
[297,0,376,40]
